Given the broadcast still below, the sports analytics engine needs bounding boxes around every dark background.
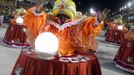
[74,0,131,13]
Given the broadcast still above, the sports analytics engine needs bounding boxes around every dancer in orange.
[41,0,110,56]
[24,0,110,56]
[24,3,47,46]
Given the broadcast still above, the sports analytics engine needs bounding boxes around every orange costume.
[24,5,47,45]
[25,0,104,56]
[24,5,47,38]
[44,0,104,56]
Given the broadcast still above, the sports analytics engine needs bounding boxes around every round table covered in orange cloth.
[11,51,101,75]
[3,24,30,48]
[114,39,134,73]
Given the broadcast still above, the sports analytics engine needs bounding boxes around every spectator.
[0,12,4,27]
[104,19,109,33]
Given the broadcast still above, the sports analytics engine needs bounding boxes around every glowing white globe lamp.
[35,32,59,59]
[16,17,24,25]
[128,2,131,7]
[124,6,127,9]
[118,26,123,30]
[90,8,96,16]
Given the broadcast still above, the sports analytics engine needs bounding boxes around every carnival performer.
[41,0,110,56]
[3,7,30,48]
[24,0,110,56]
[105,19,128,44]
[114,28,134,73]
[0,12,4,27]
[24,2,47,46]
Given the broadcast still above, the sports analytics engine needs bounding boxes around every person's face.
[57,14,69,25]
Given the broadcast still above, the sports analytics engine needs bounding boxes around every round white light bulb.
[90,8,96,16]
[35,32,59,57]
[128,2,131,7]
[118,26,123,30]
[16,17,24,25]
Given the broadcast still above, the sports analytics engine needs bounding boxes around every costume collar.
[49,17,86,30]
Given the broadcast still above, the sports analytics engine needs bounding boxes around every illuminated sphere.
[16,17,24,25]
[35,32,59,56]
[90,8,96,16]
[118,26,123,30]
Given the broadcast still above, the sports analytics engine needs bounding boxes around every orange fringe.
[24,7,47,37]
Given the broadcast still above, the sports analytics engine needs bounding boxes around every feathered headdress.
[51,0,76,20]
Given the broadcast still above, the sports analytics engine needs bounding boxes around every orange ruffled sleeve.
[24,7,47,37]
[73,17,103,52]
[83,17,104,37]
[83,17,97,37]
[92,22,104,36]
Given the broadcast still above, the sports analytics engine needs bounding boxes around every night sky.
[74,0,130,13]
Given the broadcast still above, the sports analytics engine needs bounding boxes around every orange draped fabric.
[92,22,104,36]
[58,28,75,56]
[73,17,103,53]
[24,7,47,37]
[83,17,96,37]
[82,17,104,37]
[11,51,102,75]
